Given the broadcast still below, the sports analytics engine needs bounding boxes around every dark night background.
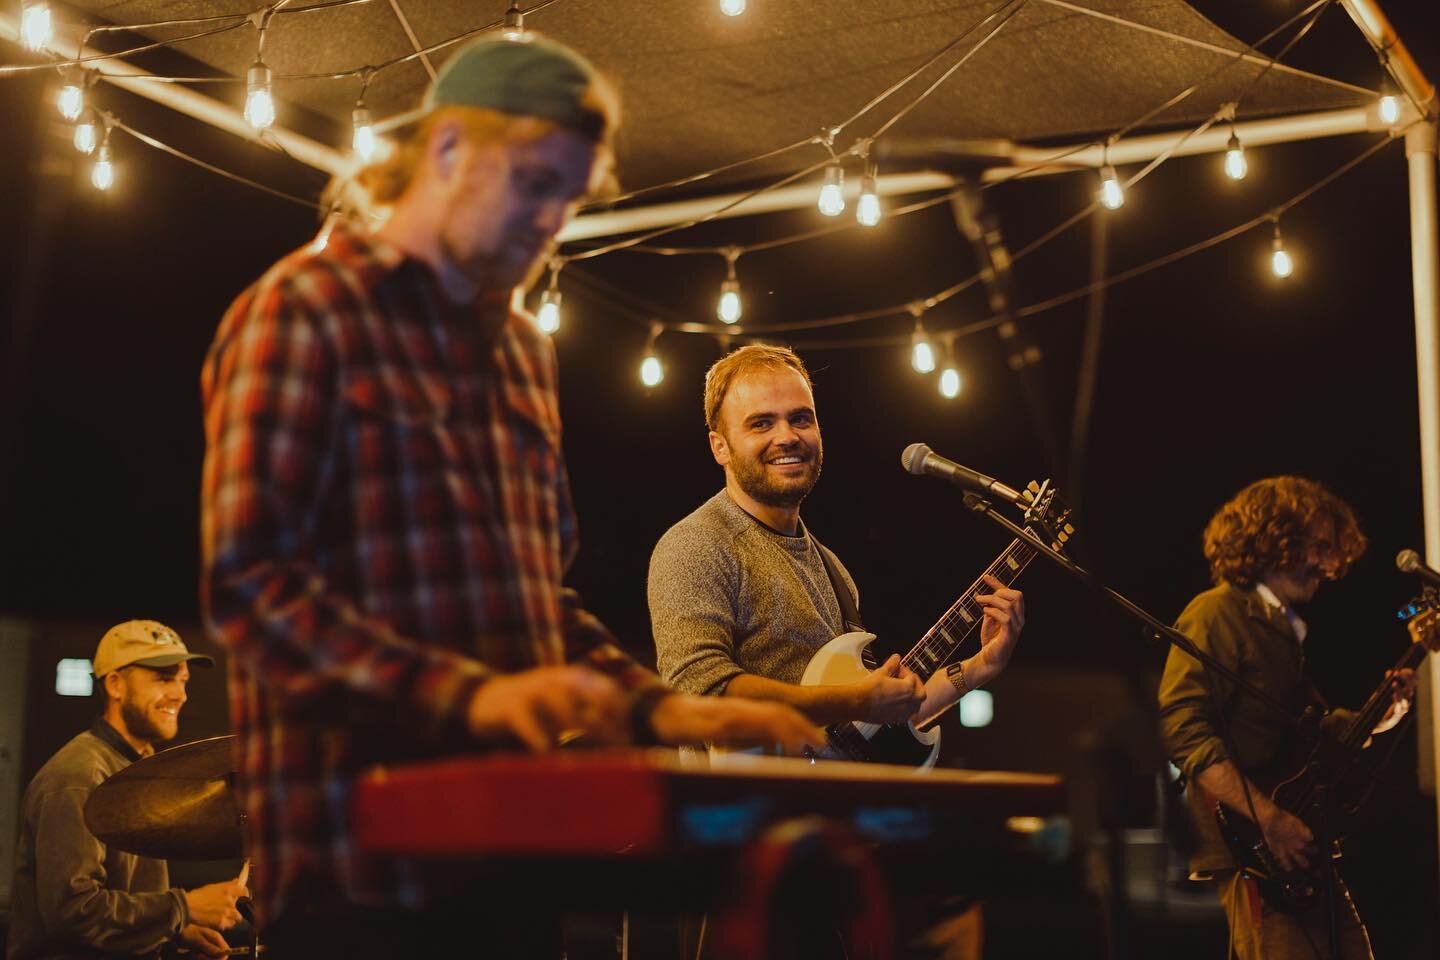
[2,1,1438,956]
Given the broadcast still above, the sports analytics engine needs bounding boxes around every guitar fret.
[901,537,1047,679]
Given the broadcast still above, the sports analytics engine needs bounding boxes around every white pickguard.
[801,631,941,770]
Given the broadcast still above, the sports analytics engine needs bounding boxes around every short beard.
[120,697,171,746]
[731,447,823,509]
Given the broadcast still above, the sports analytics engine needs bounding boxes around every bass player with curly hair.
[1157,475,1413,960]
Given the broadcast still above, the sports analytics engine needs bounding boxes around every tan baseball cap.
[92,620,215,678]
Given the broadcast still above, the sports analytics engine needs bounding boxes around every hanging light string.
[108,115,325,208]
[1,0,565,82]
[609,104,1228,339]
[0,0,379,75]
[865,0,1027,142]
[587,0,1029,212]
[562,0,1343,266]
[732,129,1406,353]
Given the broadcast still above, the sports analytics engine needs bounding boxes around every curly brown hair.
[1202,476,1366,587]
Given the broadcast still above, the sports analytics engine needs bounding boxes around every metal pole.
[1406,121,1440,887]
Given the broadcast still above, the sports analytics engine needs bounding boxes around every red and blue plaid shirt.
[201,222,657,921]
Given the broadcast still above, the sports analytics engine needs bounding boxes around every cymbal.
[85,735,243,861]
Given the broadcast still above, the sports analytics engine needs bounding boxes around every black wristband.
[629,686,674,746]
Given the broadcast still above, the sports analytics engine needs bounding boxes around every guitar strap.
[814,538,865,634]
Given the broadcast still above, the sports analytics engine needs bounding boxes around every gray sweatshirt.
[7,720,188,960]
[648,490,859,694]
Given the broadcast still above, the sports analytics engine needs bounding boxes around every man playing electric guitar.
[648,344,1026,959]
[1157,476,1414,960]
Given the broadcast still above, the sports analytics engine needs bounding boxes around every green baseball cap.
[377,34,608,140]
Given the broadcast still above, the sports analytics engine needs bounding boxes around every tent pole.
[1405,119,1440,880]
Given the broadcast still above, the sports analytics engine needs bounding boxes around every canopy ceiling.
[57,0,1374,193]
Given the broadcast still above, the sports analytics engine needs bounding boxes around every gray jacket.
[6,720,188,960]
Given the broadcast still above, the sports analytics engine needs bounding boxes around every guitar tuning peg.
[1027,481,1040,493]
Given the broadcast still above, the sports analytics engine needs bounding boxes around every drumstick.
[236,858,250,889]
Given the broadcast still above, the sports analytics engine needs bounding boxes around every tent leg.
[1406,119,1440,887]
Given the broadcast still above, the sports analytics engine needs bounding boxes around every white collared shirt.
[1255,581,1308,645]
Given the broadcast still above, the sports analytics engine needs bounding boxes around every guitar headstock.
[1399,590,1440,652]
[1018,480,1075,552]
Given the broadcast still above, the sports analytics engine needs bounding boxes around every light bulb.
[817,163,845,217]
[58,84,83,122]
[939,366,962,399]
[720,0,746,15]
[91,144,114,191]
[1099,165,1124,210]
[717,278,742,324]
[911,334,936,374]
[1224,133,1247,181]
[537,289,561,334]
[857,170,881,227]
[245,61,275,131]
[1379,93,1400,126]
[1271,227,1293,279]
[352,104,376,161]
[502,5,529,41]
[73,118,97,154]
[20,2,52,51]
[1271,246,1293,279]
[640,353,664,387]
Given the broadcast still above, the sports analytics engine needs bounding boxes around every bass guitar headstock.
[1018,480,1075,553]
[1398,589,1440,652]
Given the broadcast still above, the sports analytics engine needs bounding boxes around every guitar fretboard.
[900,538,1037,679]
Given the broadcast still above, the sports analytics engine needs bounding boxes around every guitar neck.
[1339,639,1431,751]
[899,537,1037,679]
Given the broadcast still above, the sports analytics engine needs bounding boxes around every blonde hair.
[323,73,621,220]
[703,344,813,433]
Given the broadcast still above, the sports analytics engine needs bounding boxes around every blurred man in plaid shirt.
[201,33,820,957]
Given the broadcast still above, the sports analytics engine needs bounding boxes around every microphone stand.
[962,493,1352,957]
[960,493,1312,739]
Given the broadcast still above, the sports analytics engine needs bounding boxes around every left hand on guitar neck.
[915,575,1025,719]
[1373,667,1417,735]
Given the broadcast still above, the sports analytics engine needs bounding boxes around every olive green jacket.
[1157,582,1351,874]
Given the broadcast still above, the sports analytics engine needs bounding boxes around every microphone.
[1396,549,1440,586]
[901,443,1022,504]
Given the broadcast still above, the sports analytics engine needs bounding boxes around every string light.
[73,113,97,155]
[1378,81,1400,126]
[91,131,114,191]
[717,249,742,325]
[57,73,84,122]
[817,162,845,217]
[910,311,936,373]
[1224,131,1247,181]
[351,102,376,161]
[720,0,746,15]
[639,324,664,388]
[1098,164,1124,210]
[501,4,529,41]
[536,262,562,334]
[244,60,275,130]
[1270,220,1293,279]
[938,365,962,399]
[20,2,53,52]
[857,158,881,227]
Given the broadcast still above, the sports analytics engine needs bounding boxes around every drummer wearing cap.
[7,621,248,960]
[201,29,821,958]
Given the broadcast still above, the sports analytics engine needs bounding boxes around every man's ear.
[709,430,730,467]
[427,120,465,180]
[103,670,125,703]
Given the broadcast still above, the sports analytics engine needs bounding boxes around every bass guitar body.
[801,631,941,769]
